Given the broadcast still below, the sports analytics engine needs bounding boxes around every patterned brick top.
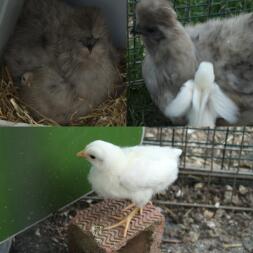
[69,199,164,252]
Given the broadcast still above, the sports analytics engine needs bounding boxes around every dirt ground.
[9,182,253,253]
[159,183,253,253]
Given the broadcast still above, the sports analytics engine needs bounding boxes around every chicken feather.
[136,0,253,125]
[5,0,121,124]
[166,62,239,127]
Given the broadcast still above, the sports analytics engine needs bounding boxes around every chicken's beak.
[76,150,88,158]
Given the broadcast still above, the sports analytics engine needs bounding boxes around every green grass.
[127,0,253,126]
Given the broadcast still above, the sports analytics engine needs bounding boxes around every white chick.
[165,62,239,127]
[77,140,182,237]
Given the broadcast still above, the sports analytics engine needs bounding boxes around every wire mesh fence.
[144,127,253,211]
[127,0,253,126]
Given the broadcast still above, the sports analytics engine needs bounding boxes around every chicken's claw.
[105,207,140,237]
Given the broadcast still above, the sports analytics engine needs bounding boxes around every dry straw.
[0,65,126,126]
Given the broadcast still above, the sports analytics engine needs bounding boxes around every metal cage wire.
[144,127,253,211]
[127,0,253,125]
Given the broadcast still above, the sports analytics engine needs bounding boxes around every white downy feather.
[189,62,239,126]
[189,62,216,127]
[84,140,182,208]
[165,80,194,118]
[210,84,239,124]
[166,61,239,127]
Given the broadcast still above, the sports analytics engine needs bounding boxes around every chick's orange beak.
[76,150,88,158]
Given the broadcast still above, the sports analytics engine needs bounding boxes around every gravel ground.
[159,181,253,253]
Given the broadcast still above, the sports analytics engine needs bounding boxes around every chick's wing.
[119,146,181,192]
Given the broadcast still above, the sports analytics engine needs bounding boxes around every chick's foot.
[105,207,140,237]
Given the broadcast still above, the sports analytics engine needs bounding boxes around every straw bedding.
[0,65,127,126]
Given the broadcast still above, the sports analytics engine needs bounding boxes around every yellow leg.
[122,203,136,212]
[110,215,123,221]
[111,203,143,222]
[106,207,140,237]
[110,203,136,220]
[123,203,146,215]
[139,201,153,215]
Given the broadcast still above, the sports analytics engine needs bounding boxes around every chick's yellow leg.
[106,207,140,237]
[123,203,144,215]
[111,203,141,221]
[110,203,135,221]
[122,203,136,212]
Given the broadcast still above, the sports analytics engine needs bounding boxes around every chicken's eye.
[145,27,164,42]
[146,27,157,34]
[90,155,96,160]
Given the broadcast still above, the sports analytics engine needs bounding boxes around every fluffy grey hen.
[136,0,253,125]
[5,0,67,80]
[5,0,121,124]
[20,66,87,124]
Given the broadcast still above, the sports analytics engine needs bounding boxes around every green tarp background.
[0,127,143,242]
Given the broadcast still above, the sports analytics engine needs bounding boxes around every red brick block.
[68,199,165,253]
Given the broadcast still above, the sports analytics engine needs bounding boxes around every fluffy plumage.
[20,67,89,124]
[136,0,253,125]
[5,0,67,79]
[78,140,182,207]
[4,0,121,124]
[77,140,182,237]
[166,62,239,127]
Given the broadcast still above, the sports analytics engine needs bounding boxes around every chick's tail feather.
[174,148,183,158]
[164,147,183,159]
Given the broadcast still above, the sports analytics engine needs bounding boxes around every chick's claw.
[105,207,140,237]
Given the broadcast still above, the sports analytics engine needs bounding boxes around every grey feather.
[137,0,253,125]
[4,0,121,124]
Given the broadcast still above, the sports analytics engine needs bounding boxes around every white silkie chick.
[165,62,239,127]
[77,140,182,237]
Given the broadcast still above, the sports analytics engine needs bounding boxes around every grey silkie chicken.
[4,0,121,124]
[5,0,68,79]
[20,66,90,124]
[136,0,253,126]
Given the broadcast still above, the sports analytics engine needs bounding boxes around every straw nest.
[0,65,127,126]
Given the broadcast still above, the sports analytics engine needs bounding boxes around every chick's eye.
[90,155,96,160]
